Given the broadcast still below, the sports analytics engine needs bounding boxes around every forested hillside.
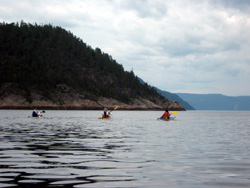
[0,21,185,110]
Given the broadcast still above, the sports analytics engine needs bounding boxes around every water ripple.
[1,110,250,187]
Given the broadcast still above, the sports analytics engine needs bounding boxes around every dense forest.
[0,21,168,106]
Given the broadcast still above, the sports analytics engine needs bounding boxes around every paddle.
[155,111,178,120]
[98,106,119,119]
[38,110,46,117]
[171,111,178,115]
[110,106,119,112]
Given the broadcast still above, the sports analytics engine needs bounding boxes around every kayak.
[28,114,44,118]
[156,117,176,121]
[98,116,111,119]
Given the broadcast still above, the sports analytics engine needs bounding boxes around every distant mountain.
[0,21,185,110]
[137,78,194,110]
[177,93,250,111]
[157,89,195,110]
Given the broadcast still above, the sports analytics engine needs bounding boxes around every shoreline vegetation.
[0,21,185,111]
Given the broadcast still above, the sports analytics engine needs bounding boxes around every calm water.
[0,110,250,188]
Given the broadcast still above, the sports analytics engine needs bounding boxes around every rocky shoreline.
[0,96,185,111]
[0,105,184,111]
[0,99,185,111]
[0,84,186,111]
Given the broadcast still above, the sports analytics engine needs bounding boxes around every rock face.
[0,83,185,111]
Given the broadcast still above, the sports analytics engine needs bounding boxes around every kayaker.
[32,107,39,117]
[102,108,111,118]
[161,109,170,119]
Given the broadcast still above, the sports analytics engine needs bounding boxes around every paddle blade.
[114,106,119,110]
[171,111,178,115]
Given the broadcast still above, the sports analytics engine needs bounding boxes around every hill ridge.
[177,93,250,110]
[0,21,185,110]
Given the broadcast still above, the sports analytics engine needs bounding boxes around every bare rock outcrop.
[0,83,185,111]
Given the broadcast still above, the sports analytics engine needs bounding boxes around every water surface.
[0,110,250,187]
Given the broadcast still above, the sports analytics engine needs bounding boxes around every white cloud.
[1,0,250,96]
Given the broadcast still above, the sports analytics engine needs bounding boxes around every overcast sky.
[1,0,250,96]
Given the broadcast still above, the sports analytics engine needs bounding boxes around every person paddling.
[32,108,45,117]
[161,109,170,119]
[32,107,39,117]
[102,108,111,118]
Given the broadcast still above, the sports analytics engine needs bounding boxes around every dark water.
[0,110,250,188]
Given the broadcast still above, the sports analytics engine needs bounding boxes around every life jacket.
[161,112,170,119]
[32,111,38,117]
[103,111,108,118]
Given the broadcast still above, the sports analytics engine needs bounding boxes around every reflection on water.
[0,110,250,187]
